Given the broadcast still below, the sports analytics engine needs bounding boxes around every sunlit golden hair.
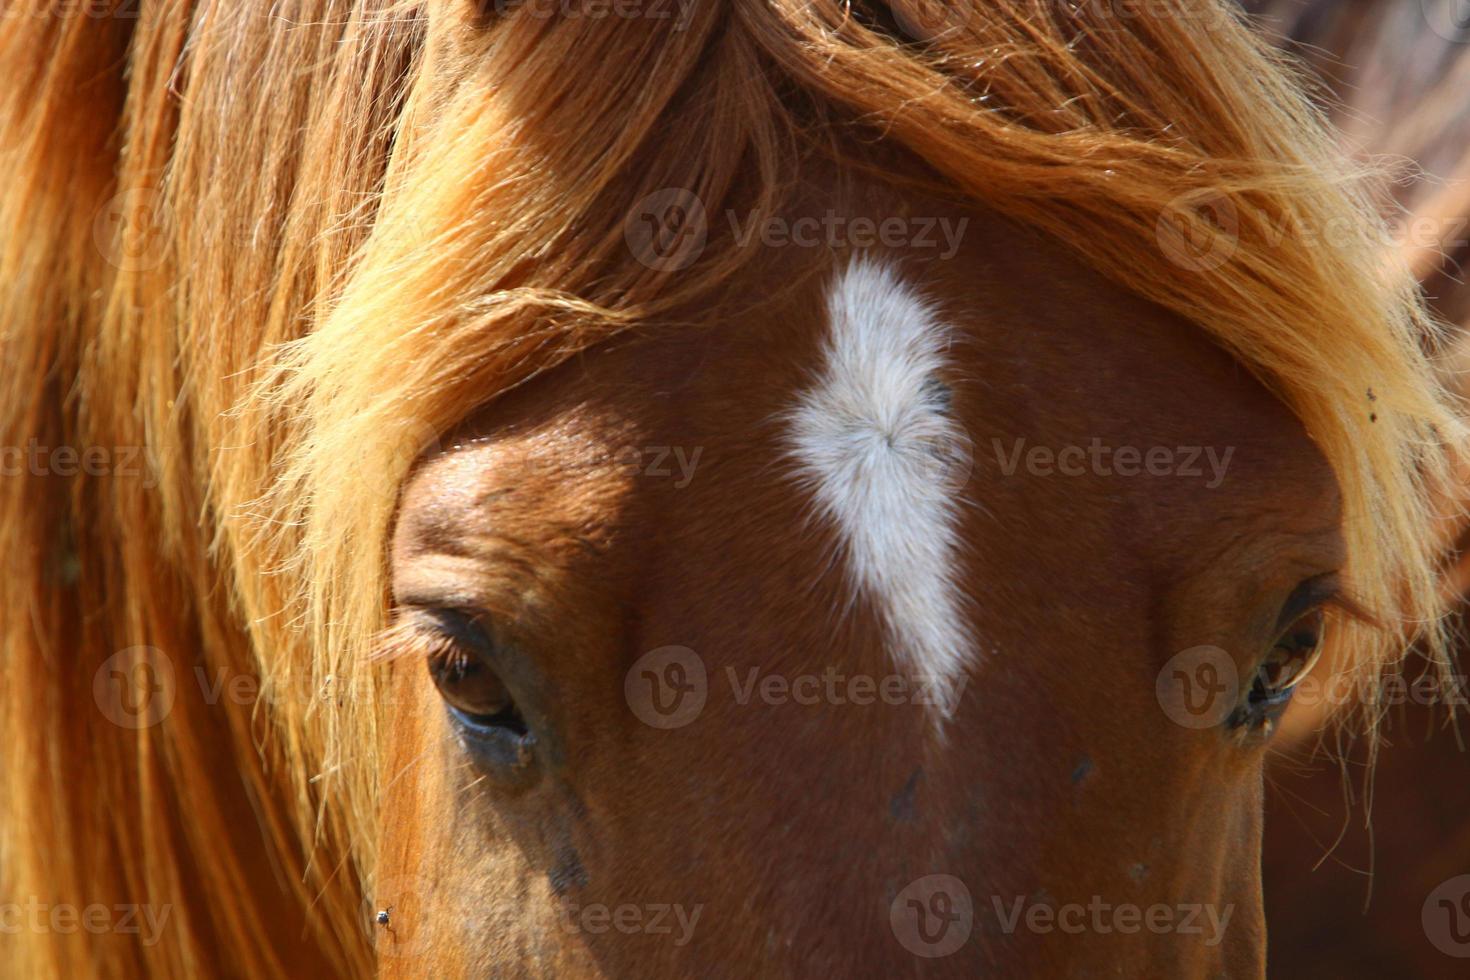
[1,0,1461,975]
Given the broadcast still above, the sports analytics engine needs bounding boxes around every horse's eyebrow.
[394,586,487,612]
[390,550,501,612]
[1276,574,1341,630]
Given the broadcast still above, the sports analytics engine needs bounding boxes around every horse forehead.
[394,244,1337,635]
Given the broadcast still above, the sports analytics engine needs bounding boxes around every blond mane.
[1,1,1460,975]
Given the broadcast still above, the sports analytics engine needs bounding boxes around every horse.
[0,1,1461,976]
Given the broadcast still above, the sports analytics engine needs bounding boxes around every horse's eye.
[422,611,535,769]
[428,647,516,725]
[1230,607,1324,733]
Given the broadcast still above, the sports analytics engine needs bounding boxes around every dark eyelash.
[372,609,492,666]
[422,607,497,655]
